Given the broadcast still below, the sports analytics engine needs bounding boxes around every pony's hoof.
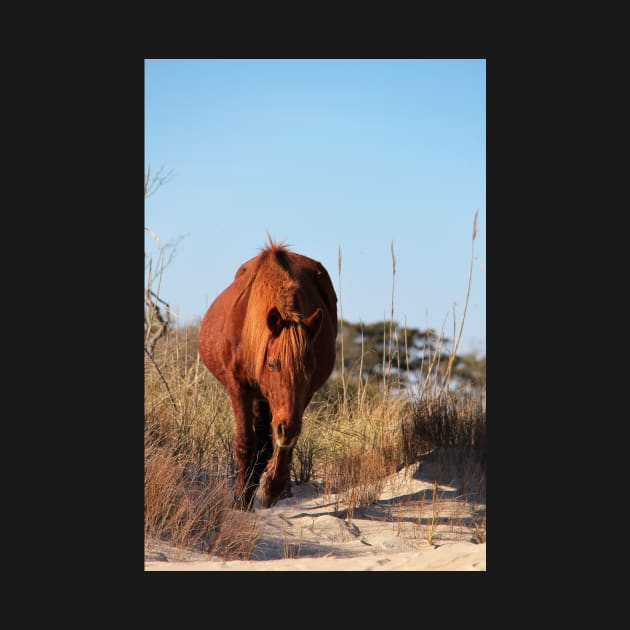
[257,487,279,508]
[259,494,278,508]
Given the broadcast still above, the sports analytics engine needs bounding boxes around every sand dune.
[145,453,486,571]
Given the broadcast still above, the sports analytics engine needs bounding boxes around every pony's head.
[240,243,327,452]
[258,305,323,449]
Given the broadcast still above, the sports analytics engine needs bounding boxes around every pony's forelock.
[241,244,310,383]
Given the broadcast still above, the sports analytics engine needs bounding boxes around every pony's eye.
[268,361,279,371]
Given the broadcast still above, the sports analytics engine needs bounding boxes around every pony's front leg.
[258,446,293,508]
[229,387,258,510]
[252,398,273,482]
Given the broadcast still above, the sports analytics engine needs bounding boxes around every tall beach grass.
[144,210,485,556]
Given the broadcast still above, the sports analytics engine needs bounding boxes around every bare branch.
[146,289,171,309]
[145,290,169,357]
[144,347,178,412]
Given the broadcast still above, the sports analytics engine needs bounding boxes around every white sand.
[145,452,486,571]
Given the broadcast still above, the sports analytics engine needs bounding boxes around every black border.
[48,54,546,603]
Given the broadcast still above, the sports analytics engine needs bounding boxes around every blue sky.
[145,59,485,355]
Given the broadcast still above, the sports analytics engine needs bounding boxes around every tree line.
[334,320,485,392]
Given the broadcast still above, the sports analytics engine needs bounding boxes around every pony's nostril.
[277,423,285,438]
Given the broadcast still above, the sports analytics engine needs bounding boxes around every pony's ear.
[303,307,323,340]
[266,307,284,337]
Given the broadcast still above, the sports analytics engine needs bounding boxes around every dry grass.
[301,386,410,518]
[144,322,489,557]
[144,329,261,559]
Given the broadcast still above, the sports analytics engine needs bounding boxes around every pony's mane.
[241,241,310,384]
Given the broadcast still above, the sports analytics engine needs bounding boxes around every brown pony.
[198,239,337,509]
